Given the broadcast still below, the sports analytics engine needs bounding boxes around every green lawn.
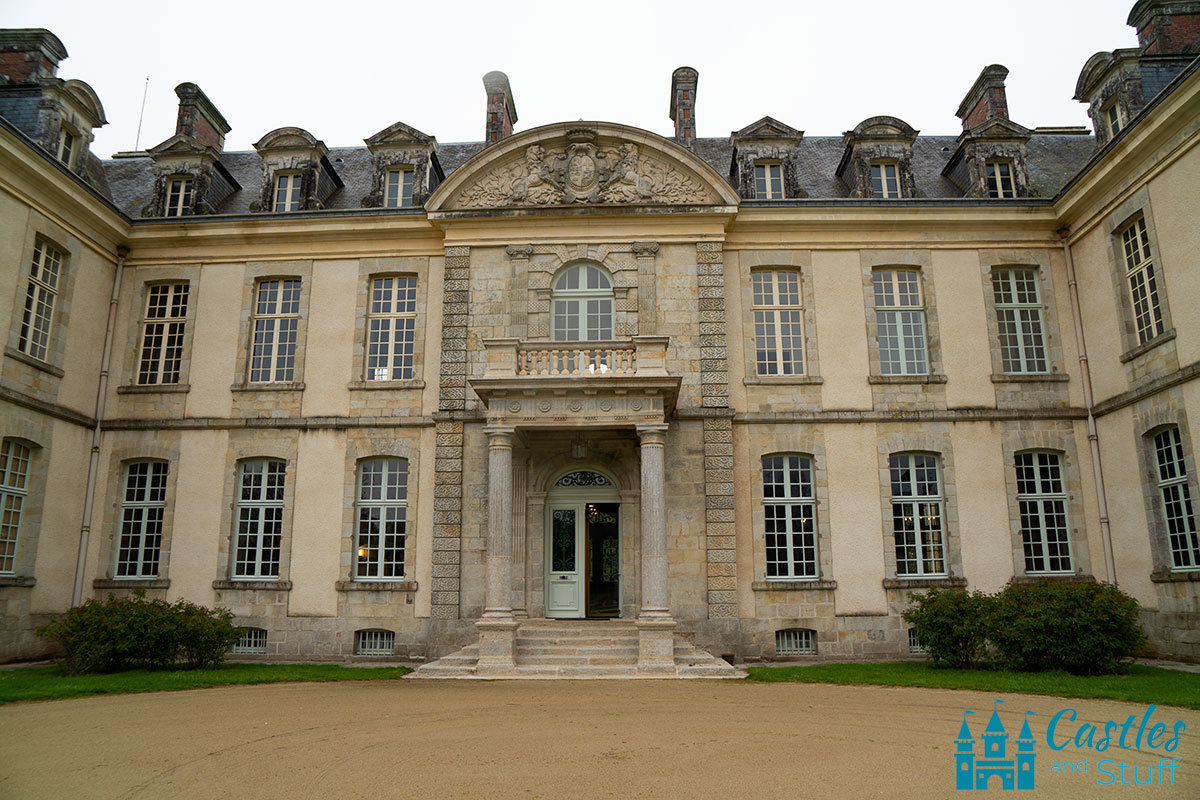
[0,663,412,705]
[745,661,1199,709]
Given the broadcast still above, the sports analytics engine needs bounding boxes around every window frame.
[1119,216,1166,347]
[273,172,302,212]
[114,460,169,579]
[870,160,901,199]
[365,276,418,382]
[248,278,302,384]
[232,458,287,580]
[1014,451,1073,575]
[56,127,76,168]
[550,263,615,342]
[354,457,410,581]
[872,268,928,376]
[0,440,32,575]
[753,161,784,200]
[991,268,1048,375]
[17,238,65,364]
[889,452,947,578]
[761,454,817,580]
[164,176,194,217]
[1151,426,1200,572]
[985,160,1016,199]
[384,167,415,208]
[751,270,805,377]
[136,282,190,386]
[1102,99,1123,140]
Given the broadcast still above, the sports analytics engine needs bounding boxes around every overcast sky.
[6,0,1139,155]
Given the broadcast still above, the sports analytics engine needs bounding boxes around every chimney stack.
[1128,0,1200,55]
[956,64,1010,130]
[483,71,517,145]
[174,82,230,151]
[669,66,698,146]
[0,29,66,85]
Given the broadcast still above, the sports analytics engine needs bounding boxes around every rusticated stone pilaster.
[697,241,737,619]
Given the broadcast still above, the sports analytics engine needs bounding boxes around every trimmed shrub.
[37,592,243,675]
[902,588,992,669]
[988,581,1146,675]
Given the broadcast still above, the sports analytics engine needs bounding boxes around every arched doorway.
[545,468,621,618]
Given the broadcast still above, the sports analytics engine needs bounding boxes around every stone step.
[515,637,638,648]
[516,645,639,657]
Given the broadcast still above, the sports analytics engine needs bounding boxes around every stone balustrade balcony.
[481,336,670,379]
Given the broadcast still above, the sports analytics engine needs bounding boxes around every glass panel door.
[547,506,582,617]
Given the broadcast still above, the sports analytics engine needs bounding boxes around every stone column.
[635,422,676,674]
[511,460,528,617]
[476,425,518,674]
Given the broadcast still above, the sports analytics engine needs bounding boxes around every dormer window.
[385,167,414,208]
[986,161,1016,198]
[273,173,302,212]
[165,177,194,217]
[1104,100,1123,139]
[870,161,900,199]
[754,162,783,199]
[56,128,75,167]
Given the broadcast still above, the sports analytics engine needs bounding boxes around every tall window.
[873,269,927,375]
[273,173,302,212]
[986,161,1016,198]
[1121,217,1165,345]
[366,276,417,381]
[385,168,414,208]
[116,461,168,578]
[1104,101,1122,139]
[56,128,75,166]
[890,453,945,577]
[551,264,613,341]
[355,458,409,579]
[17,239,64,362]
[752,271,804,376]
[762,454,816,579]
[1153,427,1200,570]
[992,269,1047,374]
[0,441,31,574]
[754,162,783,199]
[165,177,193,217]
[870,161,900,198]
[249,279,300,383]
[137,283,189,385]
[1015,452,1071,574]
[234,459,286,579]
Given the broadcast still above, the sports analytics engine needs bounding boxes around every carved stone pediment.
[427,122,738,212]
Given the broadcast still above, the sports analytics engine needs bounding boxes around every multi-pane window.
[870,161,900,198]
[992,269,1047,374]
[355,629,395,656]
[754,162,783,199]
[1015,452,1072,574]
[908,628,926,654]
[752,271,804,376]
[273,172,302,212]
[0,441,31,574]
[551,264,613,341]
[385,168,414,208]
[249,279,301,383]
[234,459,286,579]
[56,129,74,166]
[762,454,816,579]
[890,453,946,577]
[986,161,1016,198]
[1121,217,1165,345]
[366,277,417,381]
[775,629,816,656]
[1153,427,1200,570]
[873,269,928,376]
[116,461,168,578]
[1105,102,1122,139]
[137,283,189,385]
[165,177,193,217]
[355,458,409,580]
[17,239,64,362]
[232,628,268,653]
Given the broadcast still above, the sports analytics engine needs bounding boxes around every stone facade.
[2,4,1199,665]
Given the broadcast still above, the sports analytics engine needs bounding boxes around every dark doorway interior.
[585,502,620,617]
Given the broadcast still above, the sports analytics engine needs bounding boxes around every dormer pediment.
[963,117,1032,141]
[253,127,325,155]
[365,120,437,150]
[62,79,106,126]
[1074,48,1140,100]
[147,133,217,159]
[848,115,918,142]
[731,116,803,143]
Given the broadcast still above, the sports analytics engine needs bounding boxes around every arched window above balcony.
[551,263,613,341]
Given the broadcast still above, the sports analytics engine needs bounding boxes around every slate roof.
[98,130,1097,218]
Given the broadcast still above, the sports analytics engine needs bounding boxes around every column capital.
[635,422,669,447]
[483,425,517,449]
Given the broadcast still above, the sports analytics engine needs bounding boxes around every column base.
[475,618,519,676]
[635,617,677,675]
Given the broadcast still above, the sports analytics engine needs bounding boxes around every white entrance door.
[547,504,584,618]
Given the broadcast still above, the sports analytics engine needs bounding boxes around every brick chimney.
[174,82,230,151]
[669,66,698,146]
[956,64,1010,130]
[0,29,66,85]
[1128,0,1200,55]
[483,71,517,145]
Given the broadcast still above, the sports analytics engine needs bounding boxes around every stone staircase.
[408,618,744,679]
